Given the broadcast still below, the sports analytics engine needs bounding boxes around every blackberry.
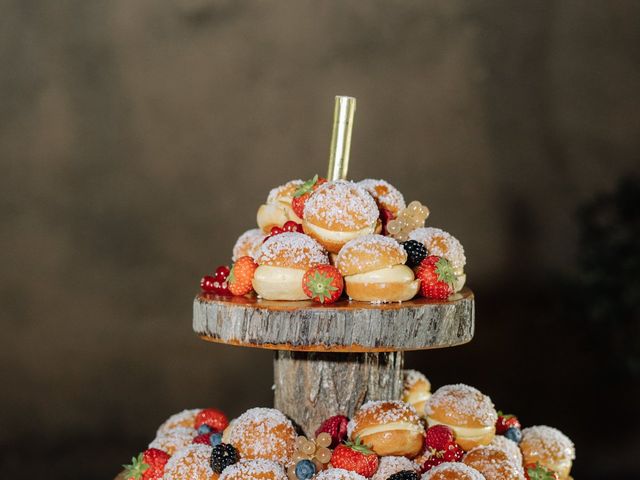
[387,471,419,480]
[401,240,428,267]
[210,443,239,473]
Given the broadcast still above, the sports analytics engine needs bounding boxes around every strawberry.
[302,265,344,304]
[496,411,521,435]
[227,256,258,296]
[425,425,455,452]
[330,438,379,478]
[124,448,170,480]
[291,174,327,219]
[416,256,455,299]
[525,463,559,480]
[315,415,349,448]
[194,408,229,432]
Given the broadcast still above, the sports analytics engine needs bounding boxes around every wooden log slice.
[193,287,474,352]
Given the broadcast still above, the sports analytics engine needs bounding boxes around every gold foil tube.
[327,96,356,181]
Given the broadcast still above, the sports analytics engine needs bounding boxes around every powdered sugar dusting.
[304,180,379,230]
[156,409,200,436]
[149,427,197,455]
[257,232,329,269]
[408,227,466,269]
[358,179,406,214]
[314,468,367,479]
[162,444,214,480]
[228,407,295,464]
[219,459,286,479]
[336,234,406,274]
[521,425,575,461]
[463,446,524,479]
[348,400,423,437]
[425,384,497,426]
[490,436,524,476]
[371,456,417,480]
[233,228,266,261]
[266,179,303,204]
[403,370,430,392]
[423,462,485,479]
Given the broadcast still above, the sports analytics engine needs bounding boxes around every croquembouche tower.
[118,97,576,480]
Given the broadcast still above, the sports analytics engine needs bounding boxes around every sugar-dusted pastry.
[303,180,379,253]
[462,446,524,480]
[425,384,497,451]
[162,444,217,480]
[408,227,466,292]
[402,370,432,418]
[232,228,266,261]
[490,436,524,477]
[149,427,197,455]
[336,234,419,302]
[371,456,418,480]
[156,409,201,437]
[520,426,575,480]
[314,469,367,480]
[357,179,406,216]
[348,400,424,458]
[227,407,296,464]
[219,459,286,480]
[422,462,486,479]
[253,232,329,300]
[257,179,304,232]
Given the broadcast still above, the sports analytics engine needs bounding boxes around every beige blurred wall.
[1,0,639,451]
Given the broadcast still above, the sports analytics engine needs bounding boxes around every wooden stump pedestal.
[193,287,475,435]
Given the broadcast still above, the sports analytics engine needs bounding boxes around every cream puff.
[357,179,406,217]
[219,459,286,480]
[348,400,425,458]
[253,232,329,300]
[371,456,418,480]
[314,469,367,480]
[422,462,486,480]
[148,427,197,455]
[425,384,497,451]
[227,407,296,464]
[156,409,201,437]
[336,234,420,302]
[490,436,524,477]
[303,180,379,253]
[462,446,524,480]
[520,426,575,480]
[232,228,266,261]
[162,444,217,479]
[257,179,304,232]
[402,370,432,418]
[408,227,466,292]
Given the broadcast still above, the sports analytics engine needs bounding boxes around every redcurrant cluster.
[200,265,232,295]
[263,221,304,243]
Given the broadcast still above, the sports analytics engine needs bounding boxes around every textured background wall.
[2,1,639,478]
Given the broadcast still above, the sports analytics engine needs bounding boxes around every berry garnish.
[210,443,239,474]
[315,415,349,448]
[192,433,212,445]
[387,471,419,480]
[425,424,456,452]
[442,442,464,462]
[283,220,304,233]
[416,255,455,299]
[295,459,317,479]
[214,265,230,281]
[401,240,428,268]
[197,424,213,435]
[302,265,344,304]
[496,411,522,435]
[227,256,258,296]
[330,438,379,478]
[209,432,222,447]
[292,174,327,219]
[123,448,170,480]
[379,207,395,236]
[420,455,445,473]
[200,275,217,293]
[524,462,559,480]
[194,408,229,432]
[504,426,523,444]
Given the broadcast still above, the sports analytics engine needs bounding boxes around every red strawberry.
[194,408,229,432]
[425,425,456,452]
[330,438,379,478]
[524,463,559,480]
[124,448,170,480]
[315,415,349,448]
[302,265,344,304]
[227,256,258,296]
[291,175,327,219]
[416,256,455,299]
[496,411,521,435]
[442,442,464,462]
[420,454,445,473]
[192,433,212,445]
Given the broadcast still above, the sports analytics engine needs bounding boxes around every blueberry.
[295,459,316,479]
[198,424,213,435]
[504,426,522,443]
[209,432,223,447]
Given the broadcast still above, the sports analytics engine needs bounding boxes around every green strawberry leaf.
[435,257,456,287]
[123,453,149,480]
[306,270,338,303]
[526,462,557,480]
[497,410,515,419]
[345,437,375,455]
[294,174,319,198]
